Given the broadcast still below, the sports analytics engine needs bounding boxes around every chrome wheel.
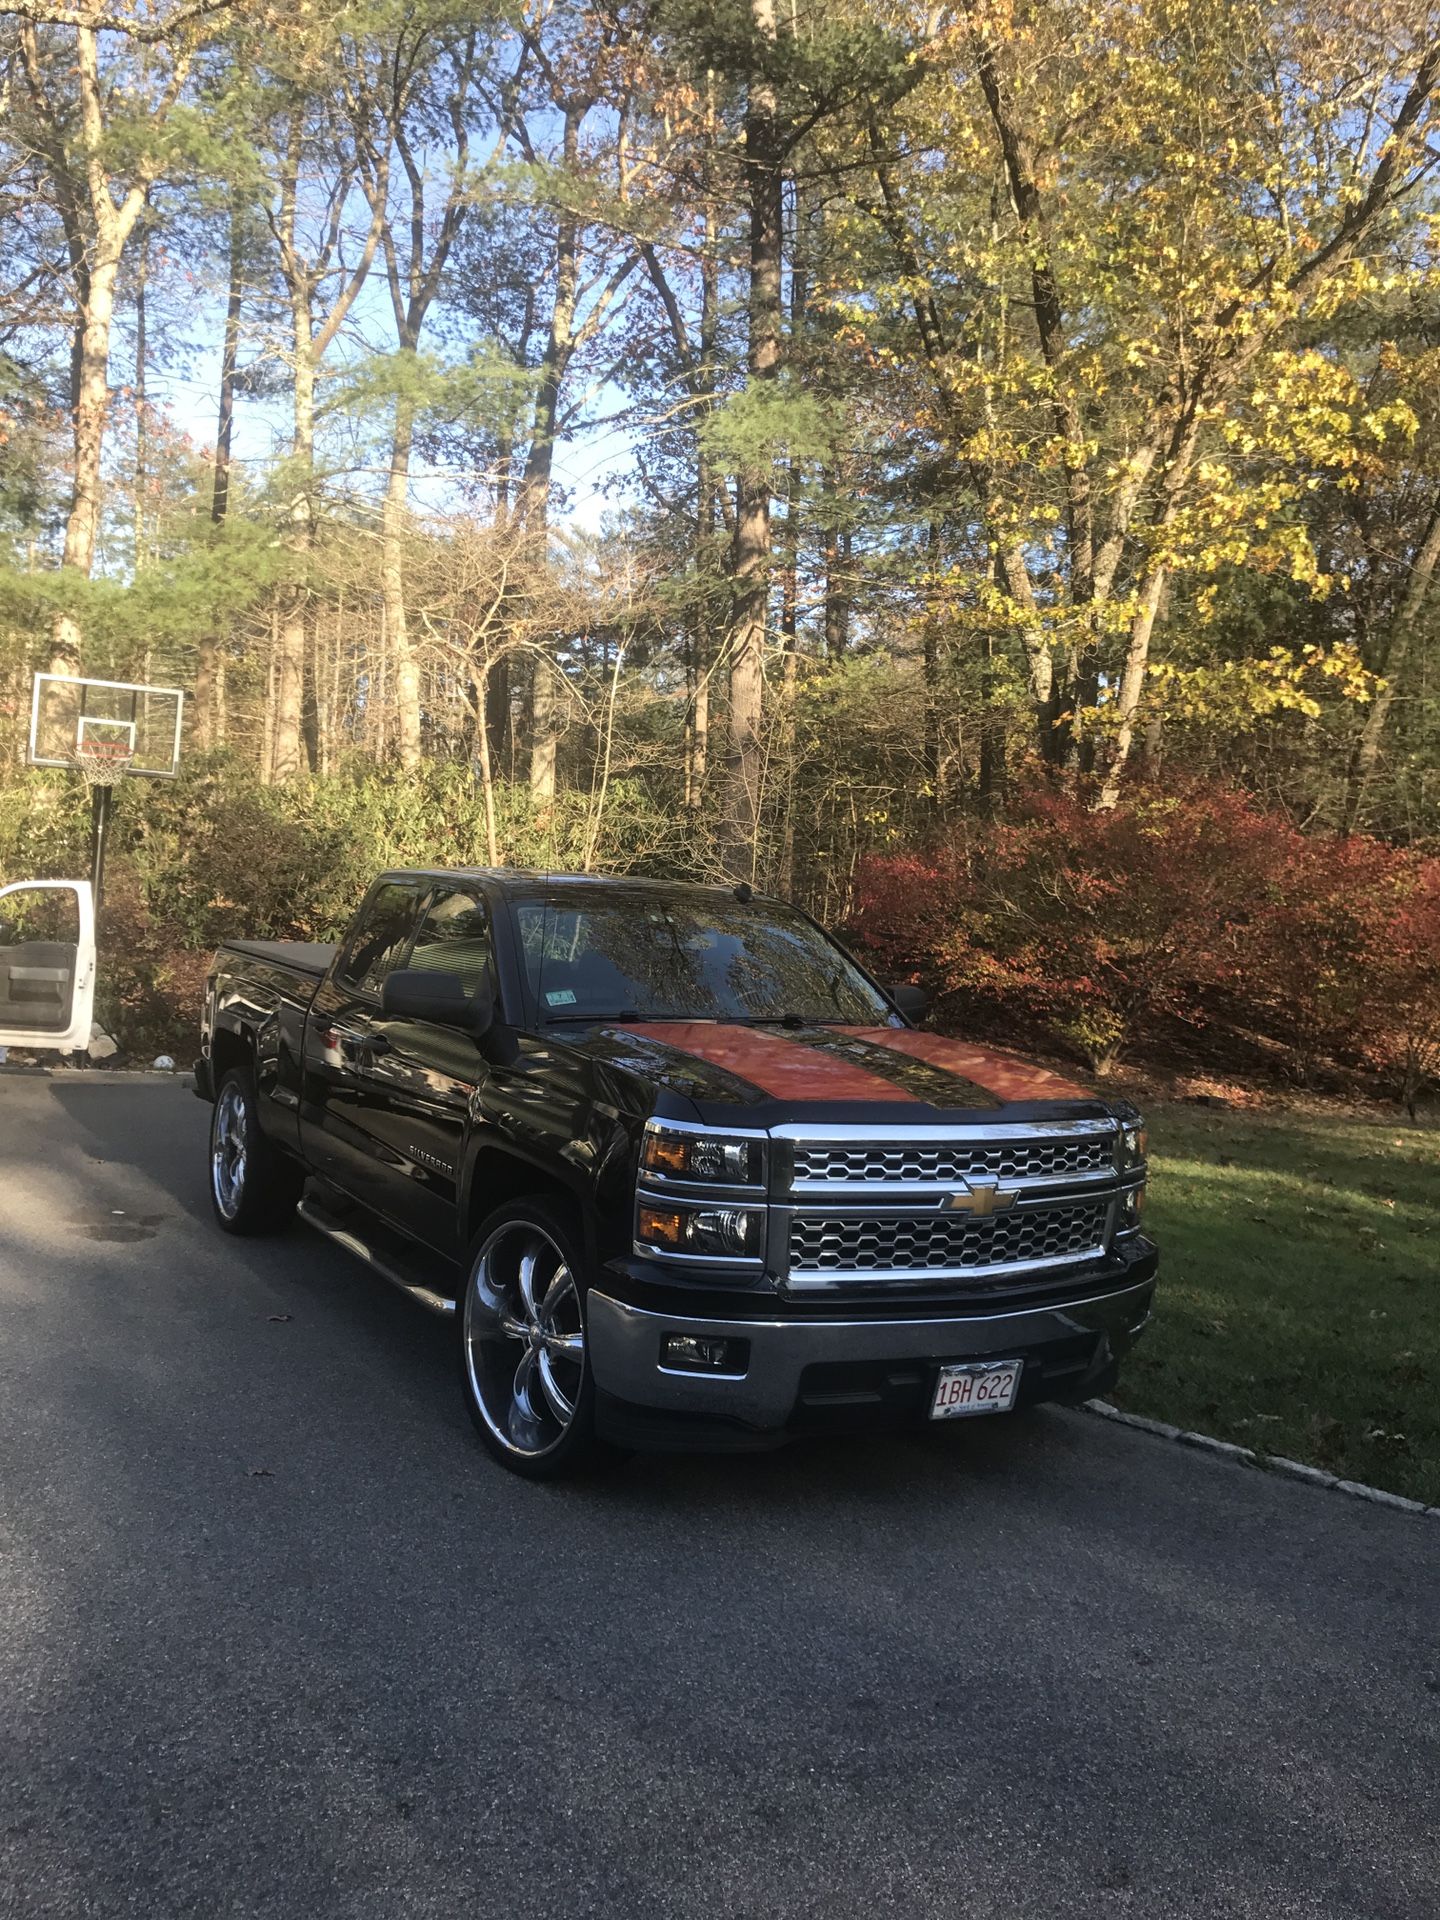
[211,1081,248,1221]
[463,1219,586,1459]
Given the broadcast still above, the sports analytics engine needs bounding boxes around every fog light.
[1122,1186,1146,1224]
[661,1334,748,1373]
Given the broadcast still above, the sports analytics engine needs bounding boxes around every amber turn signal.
[642,1133,691,1175]
[637,1205,685,1247]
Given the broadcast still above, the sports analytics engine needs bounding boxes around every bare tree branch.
[0,0,230,43]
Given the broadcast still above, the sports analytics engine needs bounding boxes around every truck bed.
[220,939,337,977]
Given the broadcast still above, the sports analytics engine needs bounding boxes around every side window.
[335,883,425,997]
[0,886,80,949]
[408,889,495,1004]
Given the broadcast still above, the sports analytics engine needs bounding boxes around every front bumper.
[586,1267,1155,1448]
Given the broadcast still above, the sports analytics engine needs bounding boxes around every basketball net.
[71,740,136,789]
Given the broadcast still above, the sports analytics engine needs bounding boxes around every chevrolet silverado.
[196,870,1156,1478]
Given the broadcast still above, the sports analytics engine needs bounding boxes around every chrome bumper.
[586,1276,1155,1433]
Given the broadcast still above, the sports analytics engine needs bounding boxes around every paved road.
[1,1077,1437,1919]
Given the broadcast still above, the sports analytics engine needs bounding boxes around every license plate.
[930,1359,1023,1420]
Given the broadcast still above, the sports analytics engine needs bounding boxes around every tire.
[208,1066,303,1236]
[459,1196,609,1481]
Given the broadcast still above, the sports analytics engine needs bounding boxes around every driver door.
[0,880,96,1055]
[346,885,498,1256]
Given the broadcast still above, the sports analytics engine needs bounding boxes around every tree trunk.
[823,510,851,660]
[262,609,278,784]
[382,396,423,769]
[272,343,313,785]
[196,198,245,753]
[473,655,500,864]
[725,0,784,877]
[692,673,710,804]
[974,553,1004,813]
[1345,490,1440,827]
[1096,562,1168,809]
[38,23,157,676]
[922,519,942,800]
[484,657,511,772]
[51,251,121,673]
[133,194,151,572]
[268,104,386,782]
[528,648,560,804]
[686,103,719,814]
[302,618,321,773]
[977,632,1006,815]
[519,110,585,804]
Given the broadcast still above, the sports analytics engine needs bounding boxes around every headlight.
[1117,1123,1149,1170]
[637,1203,764,1259]
[641,1120,763,1186]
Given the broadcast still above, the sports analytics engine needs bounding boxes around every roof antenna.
[733,881,754,905]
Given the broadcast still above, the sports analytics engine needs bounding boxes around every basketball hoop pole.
[70,742,134,911]
[88,784,113,910]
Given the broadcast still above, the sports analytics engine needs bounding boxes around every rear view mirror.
[890,982,930,1022]
[382,967,494,1036]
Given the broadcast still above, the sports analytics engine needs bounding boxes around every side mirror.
[890,982,930,1023]
[382,967,494,1037]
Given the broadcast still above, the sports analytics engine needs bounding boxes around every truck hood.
[572,1021,1101,1117]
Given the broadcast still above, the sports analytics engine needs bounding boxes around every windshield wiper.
[544,1010,644,1023]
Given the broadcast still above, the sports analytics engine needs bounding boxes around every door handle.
[326,1026,390,1060]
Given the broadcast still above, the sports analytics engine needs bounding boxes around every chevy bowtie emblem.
[945,1177,1017,1217]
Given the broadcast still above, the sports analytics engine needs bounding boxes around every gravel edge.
[1086,1400,1440,1520]
[0,1067,192,1082]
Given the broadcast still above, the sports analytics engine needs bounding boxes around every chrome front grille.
[791,1135,1114,1187]
[786,1198,1110,1283]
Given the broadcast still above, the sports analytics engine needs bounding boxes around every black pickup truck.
[197,869,1156,1478]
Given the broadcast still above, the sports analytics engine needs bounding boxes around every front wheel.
[209,1067,303,1235]
[460,1199,607,1480]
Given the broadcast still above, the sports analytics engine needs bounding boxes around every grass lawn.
[1113,1101,1440,1507]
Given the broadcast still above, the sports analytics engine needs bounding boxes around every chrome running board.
[297,1195,456,1318]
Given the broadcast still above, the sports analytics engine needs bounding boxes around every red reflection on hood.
[853,1029,1091,1104]
[621,1023,923,1104]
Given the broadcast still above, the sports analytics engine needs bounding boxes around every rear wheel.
[209,1066,303,1235]
[460,1198,606,1480]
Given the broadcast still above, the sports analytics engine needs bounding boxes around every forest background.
[1,0,1439,1096]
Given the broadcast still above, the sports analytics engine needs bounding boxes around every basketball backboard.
[28,674,185,778]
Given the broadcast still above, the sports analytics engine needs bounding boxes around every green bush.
[0,773,90,886]
[2,755,690,1055]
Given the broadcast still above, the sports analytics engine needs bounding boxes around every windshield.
[514,891,894,1026]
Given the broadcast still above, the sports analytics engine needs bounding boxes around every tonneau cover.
[221,939,337,977]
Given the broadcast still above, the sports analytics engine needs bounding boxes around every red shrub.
[845,851,949,983]
[1357,859,1440,1112]
[849,786,1440,1092]
[1240,833,1400,1082]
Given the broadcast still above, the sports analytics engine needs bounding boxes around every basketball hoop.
[27,670,186,911]
[71,740,136,789]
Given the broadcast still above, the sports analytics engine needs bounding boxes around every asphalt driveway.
[0,1076,1436,1918]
